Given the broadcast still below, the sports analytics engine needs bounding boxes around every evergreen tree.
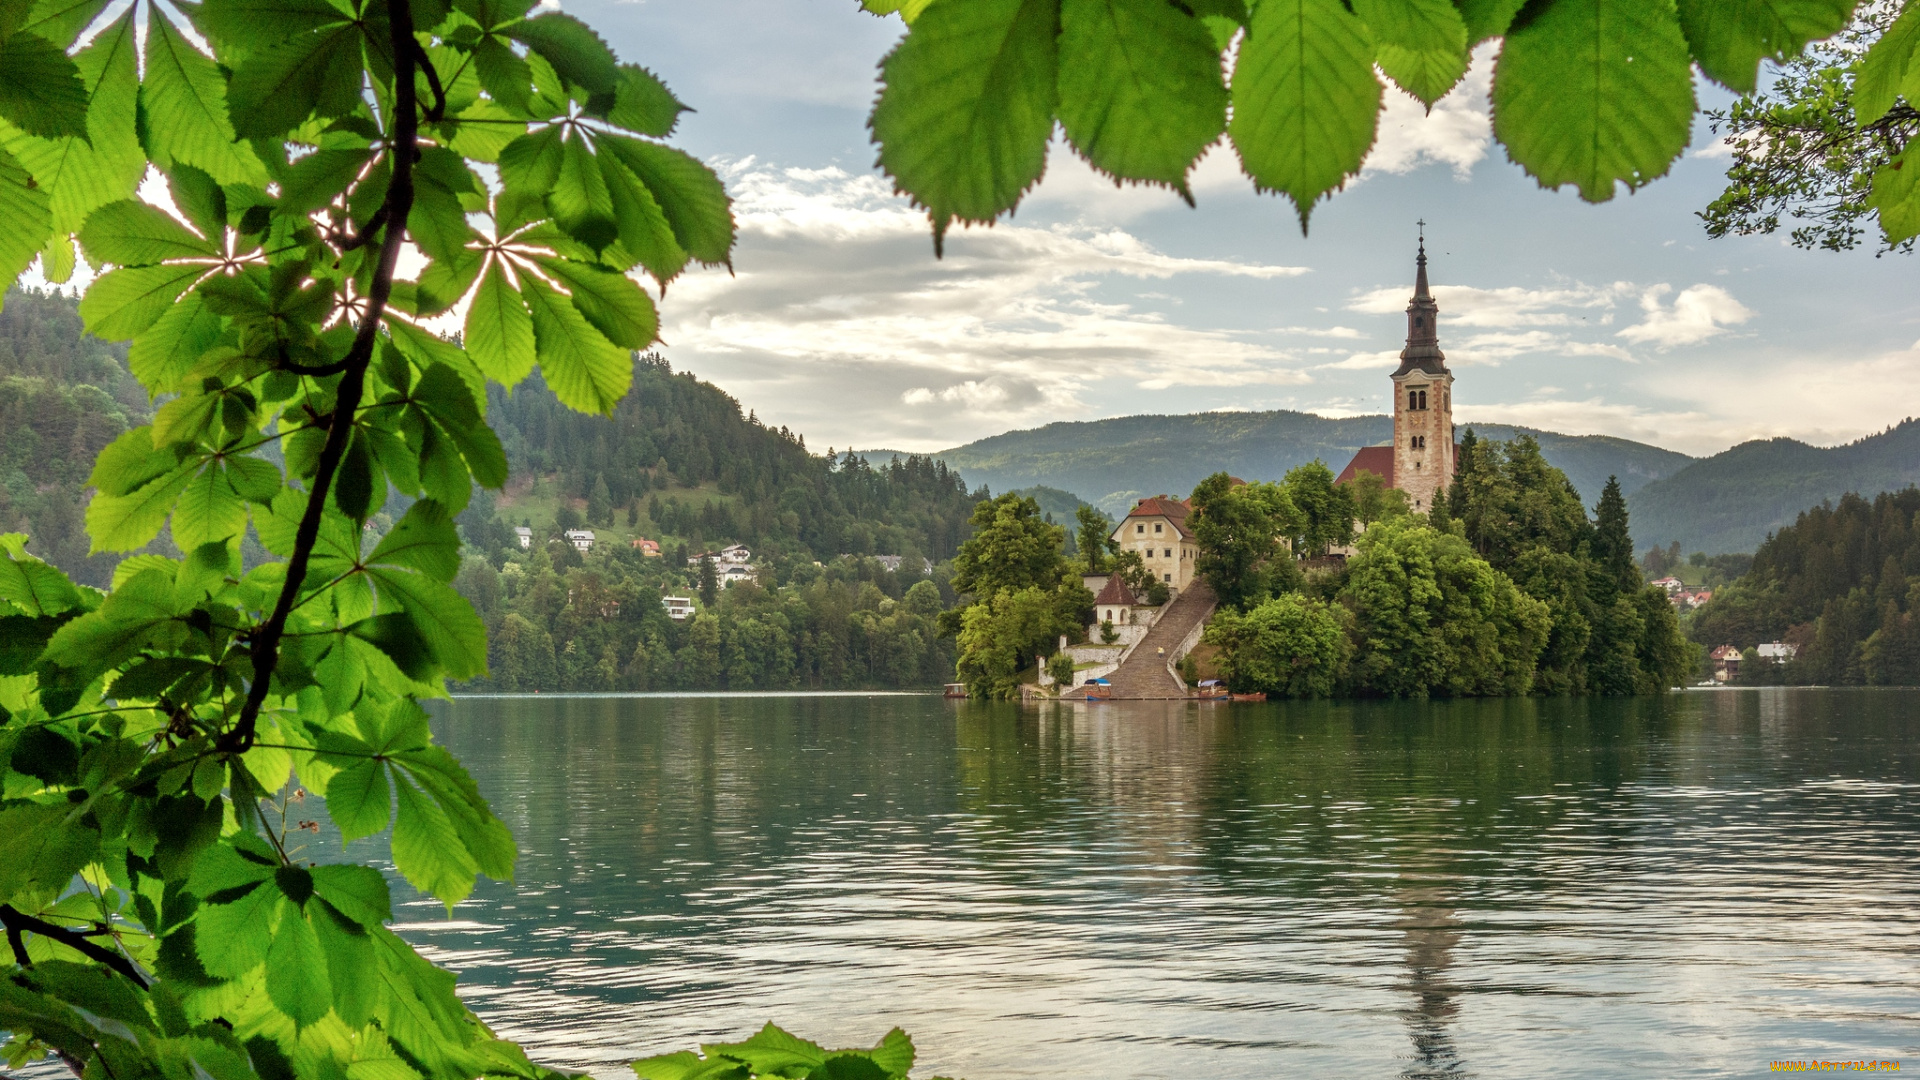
[1592,477,1639,592]
[699,556,719,607]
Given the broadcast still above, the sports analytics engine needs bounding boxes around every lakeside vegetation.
[1690,487,1920,685]
[1198,435,1693,699]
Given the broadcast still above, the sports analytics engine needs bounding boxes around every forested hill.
[1626,421,1920,555]
[479,354,985,563]
[1688,487,1920,686]
[923,411,1693,516]
[0,289,149,585]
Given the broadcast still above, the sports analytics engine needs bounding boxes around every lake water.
[381,690,1920,1079]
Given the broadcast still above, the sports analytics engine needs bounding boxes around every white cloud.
[1617,284,1754,348]
[663,162,1320,449]
[1363,47,1497,180]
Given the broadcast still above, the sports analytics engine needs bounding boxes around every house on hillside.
[1651,576,1685,596]
[1710,645,1741,682]
[689,543,751,568]
[1112,495,1198,591]
[565,529,595,552]
[631,538,661,556]
[1757,642,1797,664]
[873,554,933,575]
[514,526,533,550]
[662,596,696,621]
[1334,233,1458,514]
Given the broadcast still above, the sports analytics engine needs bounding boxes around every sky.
[566,0,1920,460]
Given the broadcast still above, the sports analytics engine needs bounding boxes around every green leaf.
[0,31,89,139]
[194,879,277,977]
[1353,0,1469,105]
[88,426,178,498]
[597,134,734,265]
[167,164,228,240]
[325,759,394,840]
[86,461,196,553]
[869,0,1058,251]
[1675,0,1854,94]
[0,148,52,285]
[41,567,179,672]
[413,362,507,489]
[265,904,333,1027]
[7,8,145,238]
[171,459,251,549]
[550,133,617,250]
[1228,0,1382,228]
[1855,0,1920,126]
[79,199,220,264]
[0,803,98,907]
[507,12,619,97]
[226,24,365,138]
[194,0,355,61]
[1055,0,1227,194]
[607,64,686,136]
[279,146,374,215]
[391,743,515,879]
[600,151,688,286]
[20,0,115,47]
[310,899,378,1027]
[127,293,225,392]
[409,178,476,262]
[497,123,564,197]
[0,537,85,615]
[366,567,489,678]
[143,8,266,184]
[390,772,480,907]
[1491,0,1696,202]
[629,1050,747,1080]
[472,33,532,113]
[1868,140,1920,245]
[311,863,392,925]
[539,257,657,348]
[521,274,632,414]
[1457,0,1525,43]
[463,260,535,386]
[369,499,461,582]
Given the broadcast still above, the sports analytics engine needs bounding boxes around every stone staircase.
[1060,581,1217,700]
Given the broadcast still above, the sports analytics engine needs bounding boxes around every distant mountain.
[1627,420,1920,556]
[925,411,1695,518]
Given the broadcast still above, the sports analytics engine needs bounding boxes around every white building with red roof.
[1111,494,1199,592]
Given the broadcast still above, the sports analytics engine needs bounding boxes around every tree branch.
[0,905,150,989]
[222,0,423,755]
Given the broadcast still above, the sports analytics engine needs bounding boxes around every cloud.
[663,162,1320,449]
[1363,47,1497,180]
[1348,280,1633,328]
[1617,284,1754,348]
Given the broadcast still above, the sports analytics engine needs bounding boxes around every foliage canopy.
[0,0,935,1073]
[861,0,1871,244]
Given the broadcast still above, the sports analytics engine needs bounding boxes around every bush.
[1205,593,1351,698]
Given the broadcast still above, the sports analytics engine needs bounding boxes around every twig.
[0,904,150,989]
[222,0,423,755]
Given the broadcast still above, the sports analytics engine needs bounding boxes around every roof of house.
[1120,495,1193,539]
[1335,445,1395,487]
[1093,576,1138,606]
[1710,645,1743,659]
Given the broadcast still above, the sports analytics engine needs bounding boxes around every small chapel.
[1335,232,1456,512]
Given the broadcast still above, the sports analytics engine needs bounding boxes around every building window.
[1136,524,1144,534]
[1154,523,1163,534]
[1163,548,1172,558]
[1163,573,1171,582]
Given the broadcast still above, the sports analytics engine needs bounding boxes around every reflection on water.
[364,691,1920,1078]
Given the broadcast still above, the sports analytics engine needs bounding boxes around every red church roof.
[1335,446,1395,487]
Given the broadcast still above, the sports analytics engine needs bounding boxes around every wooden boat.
[1230,692,1269,702]
[943,682,968,698]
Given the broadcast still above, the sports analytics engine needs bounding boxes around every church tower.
[1391,231,1454,512]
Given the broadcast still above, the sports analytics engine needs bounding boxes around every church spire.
[1396,223,1447,375]
[1414,220,1430,300]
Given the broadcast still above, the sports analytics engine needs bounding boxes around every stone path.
[1060,581,1217,700]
